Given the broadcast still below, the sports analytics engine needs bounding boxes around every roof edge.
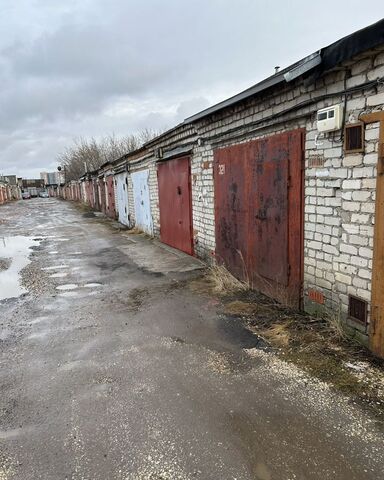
[184,18,384,124]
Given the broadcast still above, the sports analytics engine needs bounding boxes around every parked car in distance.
[22,191,31,199]
[39,191,49,198]
[28,187,38,197]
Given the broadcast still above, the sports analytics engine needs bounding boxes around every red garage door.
[158,156,194,255]
[99,181,106,214]
[214,130,304,308]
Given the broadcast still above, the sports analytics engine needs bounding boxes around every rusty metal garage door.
[158,156,194,255]
[214,130,304,308]
[106,175,116,219]
[99,180,106,214]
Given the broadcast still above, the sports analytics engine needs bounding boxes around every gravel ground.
[0,198,383,480]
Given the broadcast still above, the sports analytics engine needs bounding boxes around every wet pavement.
[0,198,383,480]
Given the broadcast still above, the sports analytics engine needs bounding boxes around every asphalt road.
[0,198,383,480]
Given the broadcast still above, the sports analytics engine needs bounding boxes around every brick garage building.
[70,19,384,356]
[139,19,384,354]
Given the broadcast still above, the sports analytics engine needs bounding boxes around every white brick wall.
[188,45,383,327]
[122,45,384,333]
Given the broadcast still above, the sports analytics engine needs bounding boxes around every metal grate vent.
[348,295,368,324]
[344,123,364,154]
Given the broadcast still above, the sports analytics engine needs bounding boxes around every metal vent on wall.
[344,123,364,154]
[348,295,368,325]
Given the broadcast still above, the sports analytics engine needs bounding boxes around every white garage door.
[131,169,152,235]
[115,172,130,227]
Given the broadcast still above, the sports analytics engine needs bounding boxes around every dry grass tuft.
[126,227,143,235]
[223,300,257,316]
[263,322,292,348]
[189,265,248,296]
[326,311,349,342]
[207,265,248,294]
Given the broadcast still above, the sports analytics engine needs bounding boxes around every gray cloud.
[0,0,383,178]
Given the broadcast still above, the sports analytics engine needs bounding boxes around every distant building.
[0,175,17,185]
[22,178,44,189]
[40,171,65,186]
[40,172,49,185]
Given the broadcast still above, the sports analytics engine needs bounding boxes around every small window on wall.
[344,123,364,154]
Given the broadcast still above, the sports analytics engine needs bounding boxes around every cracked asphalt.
[0,198,383,479]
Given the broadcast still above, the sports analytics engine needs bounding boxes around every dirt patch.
[192,268,384,419]
[127,287,150,312]
[223,300,273,317]
[82,211,95,218]
[219,290,384,419]
[20,262,55,296]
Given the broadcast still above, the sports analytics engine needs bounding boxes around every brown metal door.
[214,143,249,280]
[99,181,106,213]
[251,136,289,285]
[158,156,194,255]
[93,181,99,210]
[214,130,304,308]
[106,176,116,218]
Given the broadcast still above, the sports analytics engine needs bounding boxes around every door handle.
[177,186,182,195]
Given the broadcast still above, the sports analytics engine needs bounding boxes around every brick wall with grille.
[185,46,384,333]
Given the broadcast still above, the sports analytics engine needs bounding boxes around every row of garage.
[58,128,303,310]
[56,20,384,357]
[0,180,21,204]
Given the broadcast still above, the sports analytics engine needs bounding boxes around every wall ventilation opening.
[348,295,368,325]
[344,123,364,153]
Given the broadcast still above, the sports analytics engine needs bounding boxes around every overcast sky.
[0,1,382,178]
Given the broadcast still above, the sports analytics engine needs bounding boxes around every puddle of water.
[0,236,39,301]
[58,291,79,298]
[48,251,58,255]
[49,272,68,278]
[41,265,68,271]
[83,283,102,288]
[0,426,34,440]
[28,331,49,340]
[56,284,78,291]
[29,316,49,325]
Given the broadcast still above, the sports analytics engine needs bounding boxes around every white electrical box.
[316,105,343,132]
